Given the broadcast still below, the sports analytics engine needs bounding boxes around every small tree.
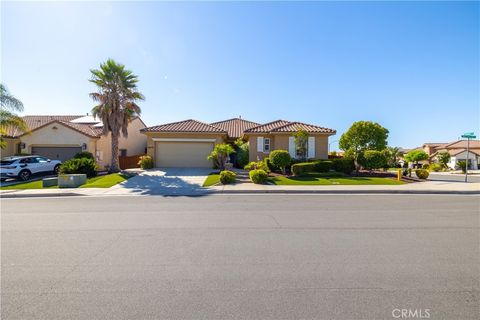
[293,128,309,161]
[383,146,401,168]
[437,151,451,168]
[234,138,249,168]
[339,121,389,171]
[404,150,428,167]
[358,150,387,170]
[207,143,235,170]
[269,150,291,174]
[457,160,467,173]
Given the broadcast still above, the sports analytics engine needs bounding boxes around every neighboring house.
[141,118,336,168]
[1,115,147,169]
[244,120,336,162]
[429,140,480,170]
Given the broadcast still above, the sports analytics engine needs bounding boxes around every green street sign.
[461,132,476,139]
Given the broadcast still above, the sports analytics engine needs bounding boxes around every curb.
[209,189,480,195]
[1,192,86,198]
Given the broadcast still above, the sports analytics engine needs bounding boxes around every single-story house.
[429,140,480,170]
[1,115,147,169]
[141,118,336,168]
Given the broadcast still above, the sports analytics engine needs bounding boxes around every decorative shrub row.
[249,169,268,184]
[220,170,236,184]
[291,159,354,176]
[291,162,316,176]
[244,161,269,172]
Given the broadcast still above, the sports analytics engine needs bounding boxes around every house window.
[119,149,127,157]
[263,138,271,152]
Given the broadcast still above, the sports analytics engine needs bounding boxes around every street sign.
[461,132,476,139]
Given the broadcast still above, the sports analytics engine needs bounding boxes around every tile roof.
[210,118,260,139]
[245,120,335,134]
[441,140,480,149]
[141,119,227,133]
[5,115,84,137]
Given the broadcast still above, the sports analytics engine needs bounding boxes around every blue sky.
[2,1,479,149]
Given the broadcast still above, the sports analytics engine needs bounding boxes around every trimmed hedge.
[313,160,333,173]
[220,170,236,184]
[249,169,268,184]
[269,150,291,173]
[415,169,429,179]
[332,158,355,174]
[291,162,315,176]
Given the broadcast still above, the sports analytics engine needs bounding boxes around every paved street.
[2,195,479,319]
[427,172,480,183]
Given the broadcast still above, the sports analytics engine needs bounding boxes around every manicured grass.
[79,173,129,188]
[268,172,406,185]
[202,173,220,187]
[1,173,129,190]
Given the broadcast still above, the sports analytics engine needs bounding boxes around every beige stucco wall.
[248,133,331,162]
[95,118,147,169]
[144,132,227,165]
[1,138,20,157]
[20,122,96,155]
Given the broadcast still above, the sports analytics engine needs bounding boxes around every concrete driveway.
[105,167,213,196]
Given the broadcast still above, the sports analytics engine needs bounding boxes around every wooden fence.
[119,154,145,170]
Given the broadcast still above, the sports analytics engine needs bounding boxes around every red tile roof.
[141,119,227,133]
[4,115,83,137]
[245,120,335,134]
[441,140,480,149]
[210,118,260,139]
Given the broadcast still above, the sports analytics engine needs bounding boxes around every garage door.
[31,147,82,162]
[155,142,214,168]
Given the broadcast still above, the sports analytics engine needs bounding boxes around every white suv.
[0,156,62,181]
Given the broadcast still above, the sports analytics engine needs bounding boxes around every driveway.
[105,167,213,196]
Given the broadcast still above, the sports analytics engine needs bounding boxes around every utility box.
[58,174,87,188]
[42,177,58,188]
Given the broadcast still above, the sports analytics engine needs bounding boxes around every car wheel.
[18,170,31,181]
[53,165,60,175]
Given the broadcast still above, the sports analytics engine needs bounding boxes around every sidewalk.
[1,180,479,198]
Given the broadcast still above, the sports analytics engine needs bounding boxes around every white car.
[0,155,62,181]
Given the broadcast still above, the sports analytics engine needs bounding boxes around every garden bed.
[267,172,406,185]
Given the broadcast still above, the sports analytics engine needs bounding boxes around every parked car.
[0,156,61,181]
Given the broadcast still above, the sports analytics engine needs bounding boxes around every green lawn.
[202,173,220,187]
[1,173,129,190]
[268,172,405,185]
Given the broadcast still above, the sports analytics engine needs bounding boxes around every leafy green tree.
[404,150,428,167]
[437,151,451,168]
[383,146,401,167]
[89,59,145,172]
[293,128,309,161]
[0,84,28,149]
[339,121,389,170]
[269,150,291,174]
[207,143,235,170]
[358,150,387,170]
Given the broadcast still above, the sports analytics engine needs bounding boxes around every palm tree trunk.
[110,133,120,173]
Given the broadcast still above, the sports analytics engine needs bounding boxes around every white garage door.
[155,141,214,168]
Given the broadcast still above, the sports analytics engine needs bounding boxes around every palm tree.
[0,84,28,149]
[89,59,144,172]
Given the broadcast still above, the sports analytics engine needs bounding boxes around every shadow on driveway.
[110,168,214,196]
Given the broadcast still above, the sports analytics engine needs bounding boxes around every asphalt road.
[427,172,480,183]
[2,195,479,319]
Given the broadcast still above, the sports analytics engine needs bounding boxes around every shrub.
[236,143,249,168]
[332,158,355,174]
[207,143,235,170]
[358,150,387,170]
[428,163,443,172]
[59,158,97,178]
[244,161,269,172]
[264,157,279,172]
[73,151,94,160]
[269,150,291,174]
[220,170,236,184]
[415,169,429,179]
[422,163,429,169]
[249,169,268,184]
[291,162,315,176]
[138,155,154,169]
[457,161,467,173]
[313,160,333,173]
